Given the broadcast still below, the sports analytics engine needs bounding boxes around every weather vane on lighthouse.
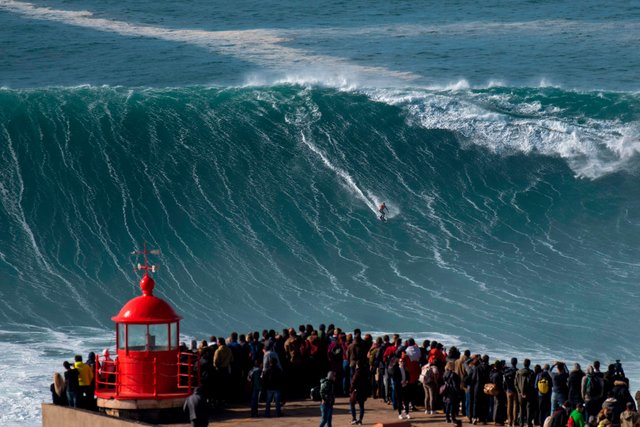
[132,242,160,273]
[131,242,161,296]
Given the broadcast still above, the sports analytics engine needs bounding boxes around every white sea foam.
[0,326,113,426]
[279,20,640,41]
[366,88,640,178]
[244,71,362,92]
[0,0,418,86]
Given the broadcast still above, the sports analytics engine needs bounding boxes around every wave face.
[1,84,639,348]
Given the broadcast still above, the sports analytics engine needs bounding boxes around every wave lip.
[368,86,640,178]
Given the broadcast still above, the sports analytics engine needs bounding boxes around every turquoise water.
[0,1,639,424]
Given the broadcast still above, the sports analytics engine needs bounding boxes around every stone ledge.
[42,404,152,427]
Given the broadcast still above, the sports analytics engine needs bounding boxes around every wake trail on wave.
[300,133,398,220]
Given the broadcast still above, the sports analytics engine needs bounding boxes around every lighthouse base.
[97,397,187,424]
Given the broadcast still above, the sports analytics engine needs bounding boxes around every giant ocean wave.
[0,84,639,423]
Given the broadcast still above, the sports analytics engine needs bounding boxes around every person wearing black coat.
[262,359,284,417]
[183,387,208,427]
[491,361,507,425]
[551,362,569,413]
[443,361,462,424]
[63,361,79,408]
[611,380,636,424]
[50,372,68,406]
[350,361,371,425]
[391,357,411,419]
[471,355,491,424]
[568,364,586,406]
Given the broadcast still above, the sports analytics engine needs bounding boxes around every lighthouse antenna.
[131,241,160,275]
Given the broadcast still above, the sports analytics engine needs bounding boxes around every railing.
[94,352,200,399]
[177,351,199,390]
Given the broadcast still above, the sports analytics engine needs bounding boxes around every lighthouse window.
[148,324,169,351]
[127,324,147,351]
[118,324,126,350]
[170,322,178,349]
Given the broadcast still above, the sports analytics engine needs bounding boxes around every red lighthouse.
[95,245,197,422]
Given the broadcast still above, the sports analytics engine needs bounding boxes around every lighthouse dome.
[112,273,181,324]
[112,294,181,324]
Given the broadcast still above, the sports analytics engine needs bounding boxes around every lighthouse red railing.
[95,352,200,400]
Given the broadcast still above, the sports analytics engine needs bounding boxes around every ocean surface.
[1,0,639,424]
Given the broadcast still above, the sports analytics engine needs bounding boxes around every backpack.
[368,347,379,368]
[442,372,457,395]
[426,367,436,385]
[586,375,602,398]
[310,385,321,401]
[419,365,429,385]
[520,369,535,393]
[503,367,516,390]
[538,376,550,394]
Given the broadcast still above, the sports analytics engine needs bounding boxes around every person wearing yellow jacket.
[74,355,94,409]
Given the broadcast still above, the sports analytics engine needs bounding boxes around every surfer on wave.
[379,202,388,221]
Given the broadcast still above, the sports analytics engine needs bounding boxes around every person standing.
[568,364,586,407]
[392,356,411,419]
[99,349,116,388]
[50,372,68,406]
[183,387,208,427]
[491,360,507,425]
[349,360,370,425]
[515,359,536,427]
[263,358,283,418]
[86,352,97,409]
[536,364,553,426]
[214,337,233,406]
[63,361,79,408]
[378,202,389,221]
[319,371,336,427]
[74,355,93,409]
[504,358,519,427]
[423,363,440,415]
[247,360,262,418]
[443,361,462,424]
[471,355,491,425]
[582,366,604,422]
[550,362,569,413]
[456,350,471,419]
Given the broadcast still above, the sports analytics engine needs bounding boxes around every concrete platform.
[45,397,459,427]
[167,397,456,426]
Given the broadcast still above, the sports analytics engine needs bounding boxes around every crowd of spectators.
[51,323,640,427]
